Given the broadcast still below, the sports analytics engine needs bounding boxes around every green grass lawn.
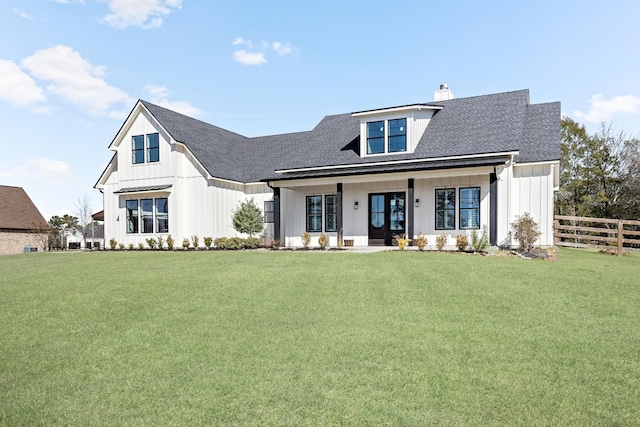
[1,248,639,426]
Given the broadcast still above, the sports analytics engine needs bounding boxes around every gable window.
[126,197,169,234]
[132,133,160,164]
[147,133,160,163]
[388,119,407,153]
[366,118,407,155]
[325,195,338,232]
[435,189,455,230]
[264,200,275,223]
[306,196,322,232]
[367,121,385,154]
[132,135,145,164]
[459,187,480,229]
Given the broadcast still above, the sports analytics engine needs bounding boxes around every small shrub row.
[214,237,261,250]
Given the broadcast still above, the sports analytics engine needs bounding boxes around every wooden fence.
[554,215,640,256]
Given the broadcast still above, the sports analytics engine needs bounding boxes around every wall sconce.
[415,199,420,207]
[354,201,359,209]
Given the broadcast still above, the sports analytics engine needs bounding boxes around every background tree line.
[557,117,640,220]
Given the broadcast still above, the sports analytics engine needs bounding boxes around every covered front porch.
[268,162,504,249]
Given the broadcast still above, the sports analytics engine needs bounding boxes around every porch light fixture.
[354,201,359,209]
[415,199,420,207]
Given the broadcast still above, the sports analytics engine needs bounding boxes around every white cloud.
[13,8,34,19]
[574,94,640,123]
[272,42,292,56]
[100,0,183,29]
[0,59,46,107]
[144,85,202,117]
[233,50,267,66]
[232,37,252,48]
[0,157,72,182]
[21,45,134,116]
[232,38,293,66]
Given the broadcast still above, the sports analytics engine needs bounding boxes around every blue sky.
[1,0,640,221]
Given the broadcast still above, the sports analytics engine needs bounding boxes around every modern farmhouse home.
[95,86,560,249]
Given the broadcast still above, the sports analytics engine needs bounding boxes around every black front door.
[368,192,405,246]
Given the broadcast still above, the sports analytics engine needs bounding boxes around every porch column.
[273,187,281,242]
[408,178,414,246]
[337,183,343,245]
[489,172,497,245]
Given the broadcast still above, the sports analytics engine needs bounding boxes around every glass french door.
[368,192,405,245]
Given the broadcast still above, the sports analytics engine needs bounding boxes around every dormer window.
[366,118,406,155]
[354,104,441,158]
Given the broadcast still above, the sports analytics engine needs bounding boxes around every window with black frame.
[459,187,480,229]
[306,196,322,232]
[132,135,145,164]
[435,189,455,230]
[388,118,406,153]
[264,200,275,223]
[147,133,159,163]
[325,195,338,232]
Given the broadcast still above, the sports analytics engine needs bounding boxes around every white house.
[95,86,560,249]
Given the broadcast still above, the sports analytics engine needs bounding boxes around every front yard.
[1,248,638,425]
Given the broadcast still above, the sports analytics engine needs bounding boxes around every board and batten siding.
[101,110,274,247]
[509,163,555,247]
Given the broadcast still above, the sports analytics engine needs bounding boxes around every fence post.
[618,220,623,257]
[554,219,559,245]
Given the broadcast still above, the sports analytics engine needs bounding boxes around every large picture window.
[306,196,322,232]
[325,195,338,232]
[435,189,456,230]
[459,187,480,229]
[126,197,169,234]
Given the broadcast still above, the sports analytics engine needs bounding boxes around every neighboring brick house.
[0,185,50,254]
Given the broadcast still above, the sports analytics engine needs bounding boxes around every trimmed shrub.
[109,238,117,250]
[166,235,174,250]
[414,232,427,251]
[436,232,447,251]
[204,237,213,249]
[394,234,411,251]
[455,234,469,252]
[511,212,541,253]
[146,238,157,249]
[301,232,311,248]
[471,225,489,252]
[318,234,329,249]
[182,237,190,249]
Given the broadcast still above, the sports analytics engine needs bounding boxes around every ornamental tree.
[232,198,264,237]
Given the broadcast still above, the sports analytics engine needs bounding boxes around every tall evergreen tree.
[232,198,264,237]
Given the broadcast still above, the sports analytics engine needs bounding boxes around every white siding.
[510,164,555,247]
[100,108,274,248]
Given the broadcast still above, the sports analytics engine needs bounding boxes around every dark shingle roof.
[0,186,49,230]
[139,89,560,183]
